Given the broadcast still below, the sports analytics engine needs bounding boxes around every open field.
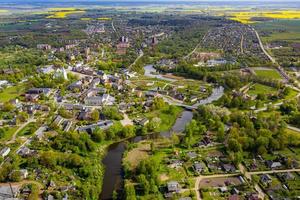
[0,85,25,102]
[145,106,183,132]
[254,69,282,80]
[0,126,19,142]
[17,122,37,137]
[46,8,85,19]
[255,19,300,43]
[124,142,150,170]
[248,83,277,96]
[227,10,300,24]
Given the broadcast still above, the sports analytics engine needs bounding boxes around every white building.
[0,147,10,157]
[84,94,115,106]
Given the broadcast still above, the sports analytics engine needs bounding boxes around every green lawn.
[248,83,277,96]
[0,126,19,142]
[17,122,38,137]
[0,85,25,102]
[145,106,183,132]
[254,69,282,80]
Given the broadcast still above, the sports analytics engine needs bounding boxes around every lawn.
[248,83,277,96]
[17,122,38,137]
[0,126,19,142]
[145,106,183,132]
[255,19,300,43]
[254,69,282,80]
[0,85,25,102]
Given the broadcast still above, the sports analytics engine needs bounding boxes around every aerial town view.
[0,0,300,199]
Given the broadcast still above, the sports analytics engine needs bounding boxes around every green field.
[17,122,37,137]
[145,106,183,132]
[254,69,282,80]
[248,83,277,96]
[0,85,25,102]
[255,19,300,43]
[0,126,19,142]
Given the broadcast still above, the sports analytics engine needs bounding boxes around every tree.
[122,125,135,138]
[28,184,39,200]
[124,181,136,200]
[9,170,21,182]
[91,127,104,142]
[171,134,180,147]
[2,102,15,112]
[152,97,166,110]
[91,110,100,122]
[137,174,150,195]
[228,138,242,152]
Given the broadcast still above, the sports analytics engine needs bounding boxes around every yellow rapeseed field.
[46,8,85,19]
[97,17,112,20]
[229,10,300,24]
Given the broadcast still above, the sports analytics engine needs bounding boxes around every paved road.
[254,27,300,87]
[111,20,118,36]
[248,168,300,175]
[287,125,300,133]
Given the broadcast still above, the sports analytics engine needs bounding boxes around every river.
[100,65,224,200]
[99,111,193,200]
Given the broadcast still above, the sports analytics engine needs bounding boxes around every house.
[68,80,83,91]
[222,163,236,173]
[63,121,73,132]
[145,91,158,98]
[228,194,240,200]
[134,118,149,126]
[78,111,91,120]
[167,181,180,193]
[39,65,54,74]
[219,186,228,193]
[265,160,282,169]
[25,94,40,102]
[279,172,295,181]
[168,160,183,169]
[0,80,9,88]
[187,151,197,159]
[27,88,51,96]
[260,174,272,184]
[17,146,33,157]
[77,120,113,132]
[10,169,28,180]
[84,94,115,106]
[246,193,259,200]
[0,185,20,199]
[0,147,10,157]
[193,163,205,173]
[53,115,65,127]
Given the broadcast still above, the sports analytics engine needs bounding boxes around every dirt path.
[5,117,35,145]
[120,113,133,126]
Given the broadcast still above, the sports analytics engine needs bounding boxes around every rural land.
[0,0,300,200]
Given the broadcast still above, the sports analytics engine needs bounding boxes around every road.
[111,20,118,36]
[240,34,244,54]
[287,125,300,133]
[0,124,43,168]
[192,165,300,200]
[5,117,36,145]
[128,50,144,70]
[184,32,208,59]
[254,27,294,85]
[254,28,276,64]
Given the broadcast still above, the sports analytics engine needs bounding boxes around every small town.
[0,1,300,200]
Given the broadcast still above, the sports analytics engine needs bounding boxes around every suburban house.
[84,94,115,106]
[0,147,10,158]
